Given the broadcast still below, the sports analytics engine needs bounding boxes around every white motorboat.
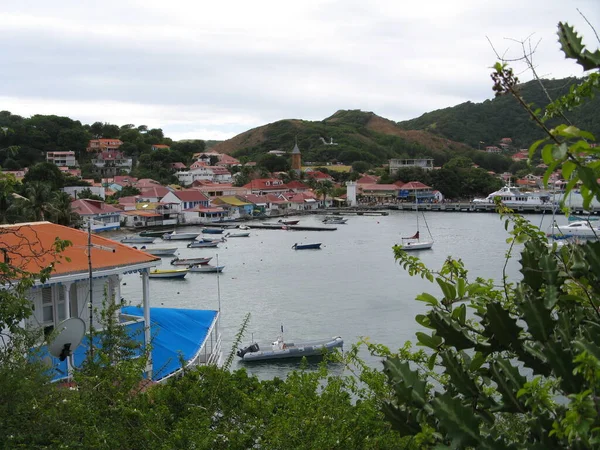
[187,240,219,248]
[237,335,343,362]
[225,231,250,238]
[189,264,225,273]
[162,231,201,240]
[148,268,189,279]
[548,221,600,239]
[322,216,348,224]
[473,184,554,207]
[133,246,178,256]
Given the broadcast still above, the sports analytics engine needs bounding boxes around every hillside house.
[304,170,334,183]
[71,199,122,232]
[92,150,132,175]
[389,159,434,174]
[151,144,171,151]
[87,139,123,153]
[243,178,288,195]
[161,189,210,212]
[47,151,77,167]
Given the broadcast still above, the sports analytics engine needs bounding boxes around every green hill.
[212,110,475,168]
[396,77,600,149]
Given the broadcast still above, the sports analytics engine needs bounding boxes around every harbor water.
[117,210,567,379]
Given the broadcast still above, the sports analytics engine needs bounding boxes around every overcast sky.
[1,0,598,141]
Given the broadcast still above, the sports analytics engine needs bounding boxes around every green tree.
[76,187,103,201]
[23,162,65,191]
[22,181,52,221]
[47,191,82,227]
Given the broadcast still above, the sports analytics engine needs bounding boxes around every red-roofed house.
[171,162,187,171]
[359,184,401,203]
[1,221,222,384]
[160,189,210,211]
[192,182,248,198]
[286,180,311,192]
[118,195,140,211]
[92,150,132,174]
[114,175,138,186]
[216,154,240,167]
[87,139,123,153]
[512,150,529,161]
[281,191,320,210]
[397,181,435,202]
[139,185,172,202]
[305,170,334,182]
[151,144,171,151]
[135,178,162,189]
[243,178,288,194]
[357,174,380,185]
[71,199,122,231]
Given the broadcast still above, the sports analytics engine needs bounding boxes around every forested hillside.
[397,77,600,149]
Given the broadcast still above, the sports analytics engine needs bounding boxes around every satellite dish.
[48,318,86,362]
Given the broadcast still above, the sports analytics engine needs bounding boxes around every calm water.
[116,210,566,379]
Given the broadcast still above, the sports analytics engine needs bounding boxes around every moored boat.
[202,228,225,234]
[189,264,225,273]
[201,236,227,243]
[133,246,178,256]
[149,268,189,279]
[162,231,201,240]
[278,219,300,225]
[139,229,175,237]
[237,335,343,362]
[292,242,322,250]
[548,220,600,239]
[170,256,212,266]
[225,231,250,238]
[322,216,348,224]
[121,236,156,244]
[187,240,219,248]
[472,184,554,207]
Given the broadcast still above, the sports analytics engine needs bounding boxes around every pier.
[245,224,338,231]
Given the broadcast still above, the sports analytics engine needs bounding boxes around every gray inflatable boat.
[237,336,343,362]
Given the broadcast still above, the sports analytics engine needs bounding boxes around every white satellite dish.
[48,318,86,362]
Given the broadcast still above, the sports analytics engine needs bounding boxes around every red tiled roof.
[171,162,187,169]
[140,186,170,198]
[71,199,122,215]
[172,189,209,202]
[286,180,310,189]
[357,175,380,184]
[306,171,333,179]
[1,221,158,277]
[135,179,161,188]
[400,181,432,190]
[360,184,401,191]
[243,179,287,190]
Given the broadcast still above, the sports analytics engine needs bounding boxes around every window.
[42,287,53,323]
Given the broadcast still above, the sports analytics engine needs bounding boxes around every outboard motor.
[237,343,260,358]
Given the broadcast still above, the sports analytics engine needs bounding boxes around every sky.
[0,0,598,141]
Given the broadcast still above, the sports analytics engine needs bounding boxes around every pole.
[216,254,221,312]
[87,220,94,358]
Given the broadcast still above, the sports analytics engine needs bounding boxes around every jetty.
[245,224,337,231]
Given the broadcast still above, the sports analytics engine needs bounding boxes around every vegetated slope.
[212,110,474,167]
[397,77,600,149]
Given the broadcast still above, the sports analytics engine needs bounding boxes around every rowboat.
[201,236,227,243]
[121,236,156,244]
[322,217,348,224]
[292,243,322,250]
[162,231,201,240]
[278,219,299,225]
[225,231,250,238]
[188,264,225,273]
[148,268,189,279]
[187,241,219,248]
[170,257,212,266]
[237,335,343,362]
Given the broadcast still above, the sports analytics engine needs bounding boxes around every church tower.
[291,140,302,174]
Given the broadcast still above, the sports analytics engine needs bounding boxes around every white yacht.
[548,220,600,239]
[473,185,554,207]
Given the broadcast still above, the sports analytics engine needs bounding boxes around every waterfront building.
[71,199,122,231]
[389,158,434,174]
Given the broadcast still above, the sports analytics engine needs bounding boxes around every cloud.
[0,0,597,141]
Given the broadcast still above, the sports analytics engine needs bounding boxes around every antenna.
[48,317,86,362]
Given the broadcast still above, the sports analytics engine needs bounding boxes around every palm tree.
[315,181,334,208]
[23,181,52,221]
[47,191,82,227]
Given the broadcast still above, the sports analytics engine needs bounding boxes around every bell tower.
[291,139,302,174]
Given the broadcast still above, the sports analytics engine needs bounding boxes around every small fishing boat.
[139,229,175,237]
[202,228,225,234]
[133,246,178,256]
[225,231,250,238]
[148,268,189,279]
[278,219,299,225]
[238,225,250,230]
[162,231,201,240]
[292,243,322,250]
[237,335,343,362]
[121,236,156,244]
[322,216,348,224]
[170,256,212,266]
[189,264,225,273]
[201,236,227,243]
[187,240,219,248]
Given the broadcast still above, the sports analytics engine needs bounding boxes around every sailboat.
[401,200,434,251]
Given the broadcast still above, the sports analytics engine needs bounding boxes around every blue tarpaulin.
[122,306,218,380]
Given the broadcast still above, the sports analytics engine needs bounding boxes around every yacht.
[548,220,600,239]
[472,185,554,207]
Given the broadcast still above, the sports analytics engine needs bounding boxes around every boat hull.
[549,221,600,239]
[139,229,175,237]
[187,241,219,248]
[189,265,225,273]
[239,337,343,362]
[143,247,178,256]
[402,241,434,251]
[162,232,200,240]
[202,228,224,234]
[149,269,189,279]
[225,232,250,238]
[122,237,156,244]
[171,257,212,266]
[292,243,322,250]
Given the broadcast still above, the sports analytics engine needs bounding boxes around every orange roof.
[1,222,159,277]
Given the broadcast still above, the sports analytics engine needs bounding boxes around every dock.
[245,224,338,231]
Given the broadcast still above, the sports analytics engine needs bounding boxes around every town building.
[291,141,302,173]
[91,151,133,176]
[389,158,434,174]
[160,189,210,212]
[71,199,122,232]
[46,151,77,167]
[86,139,123,153]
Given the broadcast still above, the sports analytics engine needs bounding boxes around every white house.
[2,222,222,383]
[47,151,77,167]
[71,199,122,232]
[160,189,210,212]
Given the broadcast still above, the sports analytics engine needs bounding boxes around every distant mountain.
[211,110,474,167]
[396,77,600,150]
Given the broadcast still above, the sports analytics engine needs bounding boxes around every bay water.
[118,210,566,379]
